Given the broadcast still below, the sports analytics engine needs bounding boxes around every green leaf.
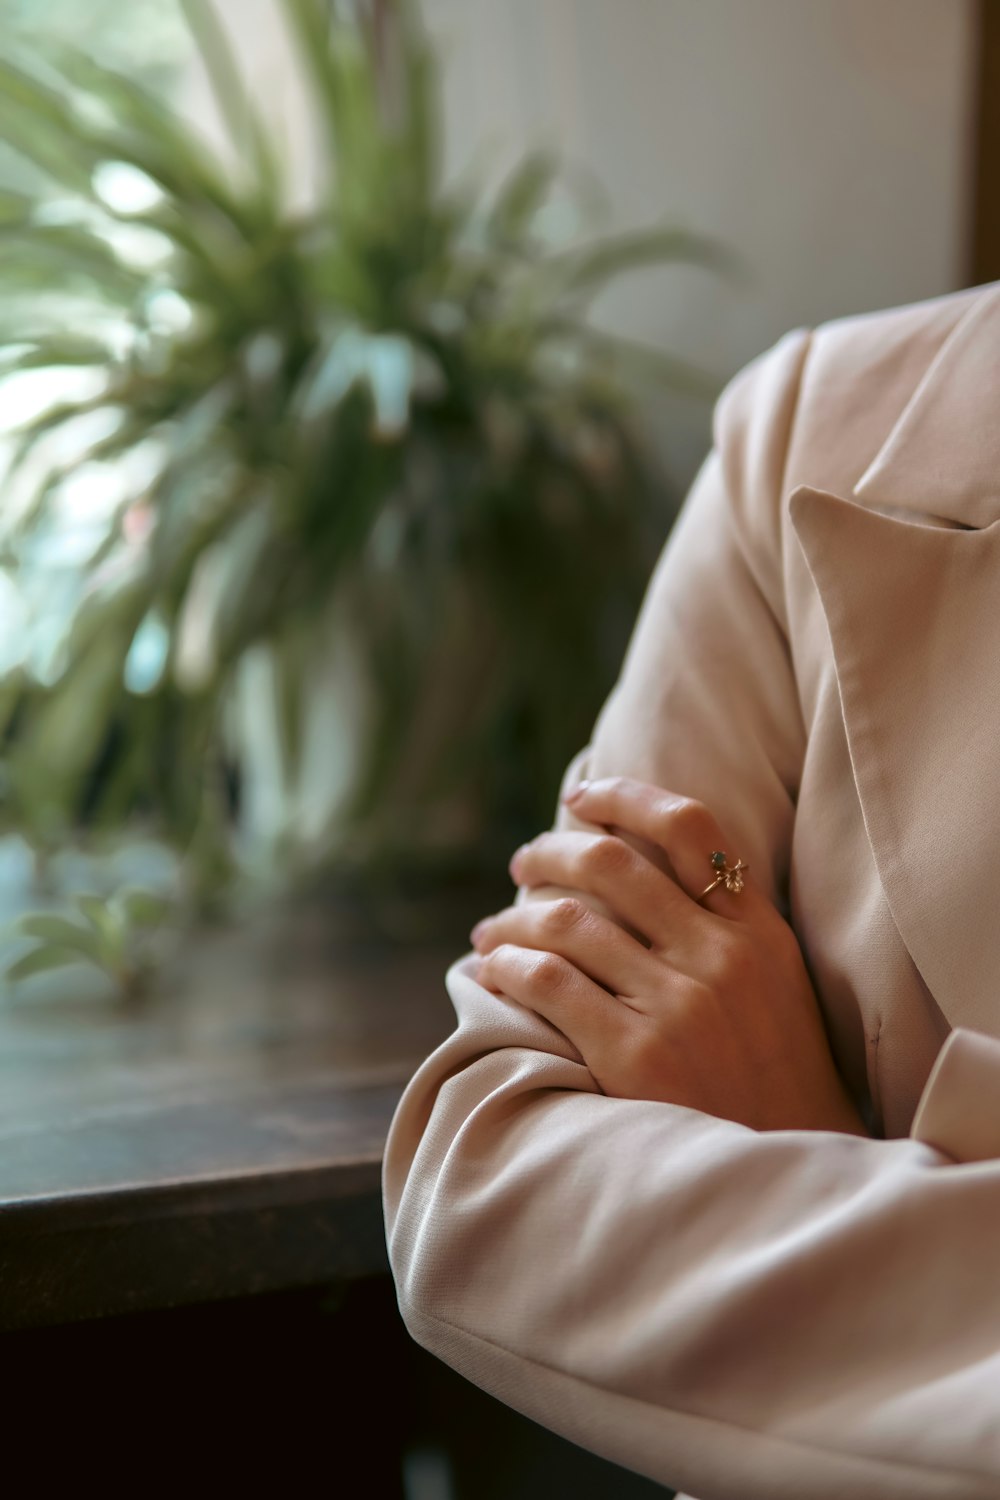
[198,495,280,661]
[283,0,390,227]
[14,913,104,959]
[4,946,92,982]
[578,328,722,400]
[115,887,172,927]
[282,0,344,149]
[178,0,281,208]
[29,632,134,789]
[0,220,148,298]
[394,3,441,209]
[0,187,37,227]
[0,55,100,193]
[76,893,111,927]
[75,893,126,960]
[546,226,737,298]
[488,151,559,246]
[0,335,115,371]
[32,46,260,237]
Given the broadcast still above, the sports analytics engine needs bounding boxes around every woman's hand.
[471,777,867,1135]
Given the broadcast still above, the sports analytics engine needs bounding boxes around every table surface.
[0,889,482,1330]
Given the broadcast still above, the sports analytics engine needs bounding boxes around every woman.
[383,280,1000,1500]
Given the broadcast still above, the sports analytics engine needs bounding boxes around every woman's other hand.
[470,777,867,1136]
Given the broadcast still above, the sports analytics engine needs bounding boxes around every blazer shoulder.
[717,283,988,490]
[788,283,992,498]
[813,280,984,359]
[803,282,983,399]
[707,283,993,614]
[710,282,983,465]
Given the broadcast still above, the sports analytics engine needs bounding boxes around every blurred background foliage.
[0,0,186,71]
[0,0,722,992]
[0,0,188,171]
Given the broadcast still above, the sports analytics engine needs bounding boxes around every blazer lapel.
[790,282,1000,1034]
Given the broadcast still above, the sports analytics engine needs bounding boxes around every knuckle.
[544,897,586,935]
[483,942,513,972]
[583,834,630,877]
[662,795,714,843]
[528,950,572,992]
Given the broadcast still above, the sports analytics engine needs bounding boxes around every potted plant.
[0,0,723,982]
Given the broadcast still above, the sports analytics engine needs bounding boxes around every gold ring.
[697,850,748,902]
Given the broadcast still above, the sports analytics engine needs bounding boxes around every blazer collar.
[852,280,1000,528]
[791,282,1000,1036]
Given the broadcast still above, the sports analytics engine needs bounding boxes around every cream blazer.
[383,281,1000,1500]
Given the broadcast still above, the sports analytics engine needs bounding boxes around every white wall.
[428,0,978,487]
[192,0,978,491]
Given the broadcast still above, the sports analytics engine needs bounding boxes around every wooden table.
[0,893,473,1331]
[0,882,675,1500]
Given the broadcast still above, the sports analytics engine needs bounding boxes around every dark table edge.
[0,1152,383,1231]
[0,1155,390,1331]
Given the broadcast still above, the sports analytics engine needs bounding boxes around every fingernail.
[562,779,590,804]
[470,919,490,947]
[509,843,529,878]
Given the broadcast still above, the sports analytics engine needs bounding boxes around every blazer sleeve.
[382,329,1000,1500]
